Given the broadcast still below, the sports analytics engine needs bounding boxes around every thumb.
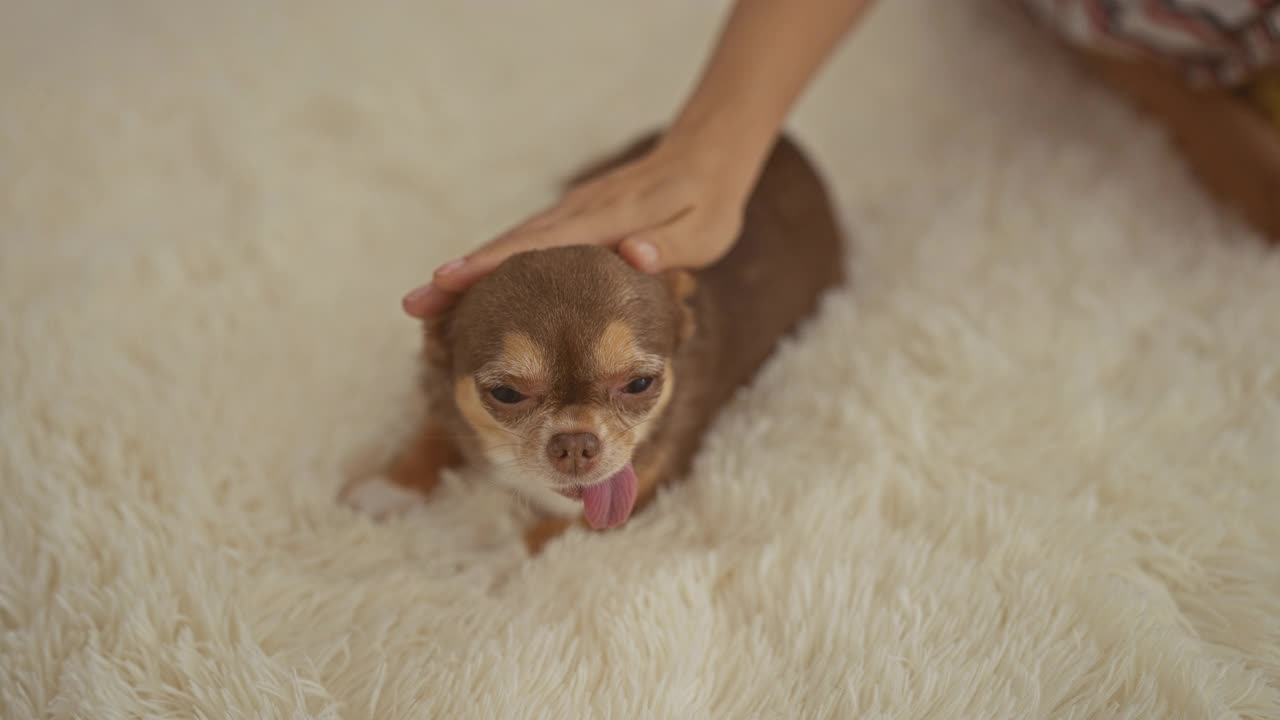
[620,218,731,274]
[618,231,676,274]
[616,234,665,272]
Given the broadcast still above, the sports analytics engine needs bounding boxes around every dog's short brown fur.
[341,131,846,553]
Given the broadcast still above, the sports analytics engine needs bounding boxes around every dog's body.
[342,131,846,552]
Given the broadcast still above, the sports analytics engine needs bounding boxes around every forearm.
[665,0,875,181]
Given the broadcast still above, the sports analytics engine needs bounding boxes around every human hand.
[401,135,752,319]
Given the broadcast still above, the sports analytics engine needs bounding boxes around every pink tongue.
[581,463,638,530]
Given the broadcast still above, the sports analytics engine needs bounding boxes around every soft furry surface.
[3,1,1279,718]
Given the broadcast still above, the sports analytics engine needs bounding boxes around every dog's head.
[425,245,695,529]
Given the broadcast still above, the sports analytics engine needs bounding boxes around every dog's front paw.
[522,516,579,555]
[339,474,426,521]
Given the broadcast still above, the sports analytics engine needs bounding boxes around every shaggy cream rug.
[3,0,1278,717]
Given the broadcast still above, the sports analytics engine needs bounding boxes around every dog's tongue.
[582,463,637,530]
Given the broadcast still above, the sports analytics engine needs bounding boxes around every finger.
[617,231,667,273]
[425,194,603,295]
[508,195,585,234]
[428,239,523,294]
[616,209,699,273]
[432,210,643,294]
[618,210,736,274]
[566,177,696,245]
[401,283,459,319]
[499,161,683,243]
[431,219,600,294]
[431,177,691,293]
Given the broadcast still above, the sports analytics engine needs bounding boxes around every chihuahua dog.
[341,131,846,553]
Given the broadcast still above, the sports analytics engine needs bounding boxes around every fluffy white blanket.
[2,1,1277,717]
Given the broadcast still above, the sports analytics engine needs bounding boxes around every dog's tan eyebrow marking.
[593,321,663,377]
[593,321,638,376]
[477,331,546,386]
[629,354,667,377]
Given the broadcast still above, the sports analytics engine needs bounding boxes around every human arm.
[404,0,875,318]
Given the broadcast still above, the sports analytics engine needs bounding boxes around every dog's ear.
[662,269,697,345]
[421,311,453,369]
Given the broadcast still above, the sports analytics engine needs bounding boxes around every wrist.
[662,96,780,196]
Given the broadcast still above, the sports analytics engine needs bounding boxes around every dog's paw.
[339,474,425,521]
[522,516,579,556]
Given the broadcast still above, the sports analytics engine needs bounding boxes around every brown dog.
[341,131,846,553]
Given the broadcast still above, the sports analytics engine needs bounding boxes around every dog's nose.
[546,432,600,474]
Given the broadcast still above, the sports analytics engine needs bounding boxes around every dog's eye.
[490,385,525,404]
[622,376,654,394]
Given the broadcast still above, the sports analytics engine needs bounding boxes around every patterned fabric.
[1018,0,1280,86]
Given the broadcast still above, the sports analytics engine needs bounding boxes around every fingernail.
[628,241,658,270]
[434,259,465,277]
[402,285,440,317]
[403,284,432,304]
